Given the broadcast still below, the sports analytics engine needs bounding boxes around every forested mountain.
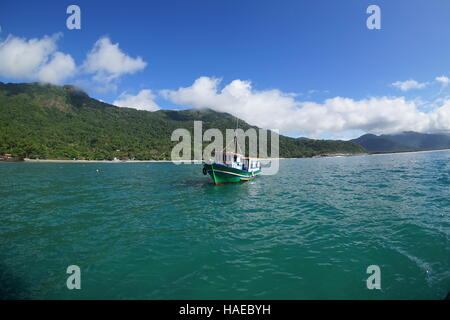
[0,82,366,160]
[352,132,450,153]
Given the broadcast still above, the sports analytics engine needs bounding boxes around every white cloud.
[162,76,450,138]
[0,33,75,84]
[435,75,449,86]
[38,52,76,84]
[392,79,428,91]
[83,37,147,82]
[113,89,159,111]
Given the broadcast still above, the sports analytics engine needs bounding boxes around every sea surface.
[1,151,449,299]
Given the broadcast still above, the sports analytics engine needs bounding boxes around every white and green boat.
[203,152,261,184]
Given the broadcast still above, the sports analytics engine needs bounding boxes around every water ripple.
[1,151,450,299]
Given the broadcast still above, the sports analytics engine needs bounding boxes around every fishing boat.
[203,152,261,184]
[202,116,262,184]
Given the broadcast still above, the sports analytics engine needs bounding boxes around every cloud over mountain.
[0,33,75,84]
[162,76,450,138]
[113,89,159,111]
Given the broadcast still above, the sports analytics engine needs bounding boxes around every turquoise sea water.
[0,151,449,299]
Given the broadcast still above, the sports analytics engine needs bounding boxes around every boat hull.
[203,163,261,184]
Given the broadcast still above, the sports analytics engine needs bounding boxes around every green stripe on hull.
[203,163,261,184]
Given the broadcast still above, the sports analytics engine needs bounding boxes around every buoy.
[96,169,100,173]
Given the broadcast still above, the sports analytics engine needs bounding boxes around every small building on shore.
[0,153,24,162]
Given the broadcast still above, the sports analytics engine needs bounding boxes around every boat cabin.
[213,152,261,172]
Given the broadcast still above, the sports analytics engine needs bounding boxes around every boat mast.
[234,115,243,155]
[234,116,238,154]
[220,114,242,155]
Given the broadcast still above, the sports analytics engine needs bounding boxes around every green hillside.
[0,82,366,160]
[352,132,450,153]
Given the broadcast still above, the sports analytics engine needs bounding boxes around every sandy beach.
[24,158,178,163]
[22,155,360,163]
[23,149,450,163]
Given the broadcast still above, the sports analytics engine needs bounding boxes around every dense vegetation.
[0,82,366,160]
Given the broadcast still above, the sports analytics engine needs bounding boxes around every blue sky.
[1,0,450,138]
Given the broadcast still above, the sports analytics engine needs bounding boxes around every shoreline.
[22,154,359,163]
[24,158,175,163]
[19,148,450,163]
[23,158,285,163]
[367,148,450,157]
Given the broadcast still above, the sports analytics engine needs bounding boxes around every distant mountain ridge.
[351,131,450,153]
[0,82,366,160]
